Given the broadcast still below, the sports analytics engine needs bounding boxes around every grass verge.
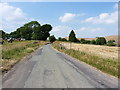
[1,40,45,74]
[52,43,118,77]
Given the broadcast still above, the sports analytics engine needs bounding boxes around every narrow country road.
[2,44,118,88]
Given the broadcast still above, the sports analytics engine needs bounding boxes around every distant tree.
[107,40,116,46]
[0,30,10,39]
[58,37,62,41]
[96,37,106,45]
[80,39,86,44]
[108,40,115,43]
[58,37,67,41]
[69,30,77,42]
[85,40,91,44]
[0,30,5,39]
[91,40,96,44]
[61,38,67,41]
[49,35,56,43]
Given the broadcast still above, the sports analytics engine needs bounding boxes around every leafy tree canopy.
[9,21,52,40]
[96,37,106,45]
[49,35,56,43]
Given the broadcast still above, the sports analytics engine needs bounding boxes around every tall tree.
[69,30,77,42]
[9,21,52,40]
[39,24,52,40]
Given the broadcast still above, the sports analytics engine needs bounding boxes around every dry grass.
[1,40,45,74]
[52,41,118,77]
[60,42,118,60]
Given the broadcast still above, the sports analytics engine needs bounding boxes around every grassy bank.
[52,42,118,77]
[1,40,45,74]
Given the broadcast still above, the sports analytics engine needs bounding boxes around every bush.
[91,40,96,44]
[96,37,106,45]
[49,35,56,43]
[107,40,116,46]
[80,39,86,44]
[85,40,91,44]
[58,37,67,41]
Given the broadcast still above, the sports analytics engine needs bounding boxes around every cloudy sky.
[0,2,118,38]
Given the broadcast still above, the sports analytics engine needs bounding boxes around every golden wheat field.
[60,42,118,60]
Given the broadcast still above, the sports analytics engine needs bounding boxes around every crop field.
[60,42,118,60]
[53,41,118,77]
[1,40,45,74]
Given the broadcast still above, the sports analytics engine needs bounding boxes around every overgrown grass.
[1,40,45,74]
[52,43,118,77]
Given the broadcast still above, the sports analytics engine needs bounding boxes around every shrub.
[96,37,106,45]
[80,39,86,44]
[58,37,67,41]
[85,40,91,44]
[91,40,96,44]
[49,35,56,43]
[107,40,116,46]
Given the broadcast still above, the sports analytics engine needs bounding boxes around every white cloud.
[74,27,106,38]
[0,3,33,33]
[59,13,77,22]
[51,25,71,38]
[52,25,70,32]
[83,11,118,24]
[78,27,104,32]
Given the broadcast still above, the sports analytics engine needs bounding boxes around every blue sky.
[0,2,118,38]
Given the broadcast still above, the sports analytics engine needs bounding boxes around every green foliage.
[0,30,5,39]
[0,30,9,39]
[8,21,52,40]
[58,37,67,41]
[39,24,52,40]
[53,44,118,77]
[69,30,77,42]
[107,40,116,46]
[80,39,86,44]
[80,39,91,44]
[91,40,96,44]
[76,39,80,43]
[108,40,115,43]
[49,35,56,43]
[85,40,91,44]
[96,37,106,45]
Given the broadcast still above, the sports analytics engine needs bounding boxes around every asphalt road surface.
[2,44,118,88]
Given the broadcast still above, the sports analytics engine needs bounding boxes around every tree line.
[56,30,116,46]
[0,22,116,46]
[1,21,52,41]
